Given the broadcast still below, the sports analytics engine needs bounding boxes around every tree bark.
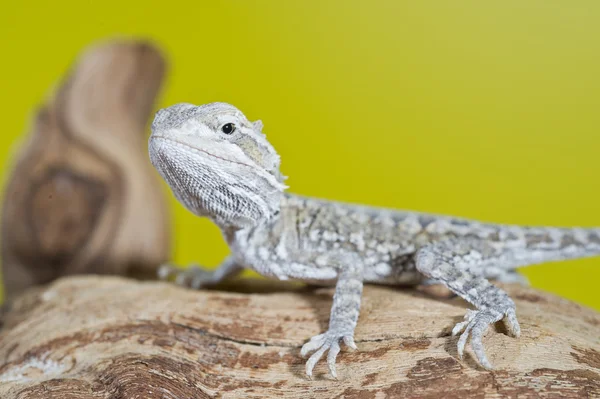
[0,276,598,398]
[1,41,171,300]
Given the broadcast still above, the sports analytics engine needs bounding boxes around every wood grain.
[0,276,598,398]
[1,41,171,299]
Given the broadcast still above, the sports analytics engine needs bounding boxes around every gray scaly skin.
[149,102,600,378]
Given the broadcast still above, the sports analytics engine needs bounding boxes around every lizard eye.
[221,123,236,135]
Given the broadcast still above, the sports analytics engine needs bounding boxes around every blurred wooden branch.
[0,276,598,398]
[1,41,171,299]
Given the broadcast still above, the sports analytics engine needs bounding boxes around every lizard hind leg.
[415,239,521,369]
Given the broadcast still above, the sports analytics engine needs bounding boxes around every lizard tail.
[516,225,600,265]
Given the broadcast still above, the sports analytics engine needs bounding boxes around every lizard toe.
[326,340,341,378]
[504,308,521,338]
[300,333,326,358]
[188,266,216,289]
[469,319,494,369]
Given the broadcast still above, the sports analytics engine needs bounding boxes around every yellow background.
[1,1,599,310]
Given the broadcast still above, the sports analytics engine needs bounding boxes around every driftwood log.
[0,276,598,398]
[1,41,171,299]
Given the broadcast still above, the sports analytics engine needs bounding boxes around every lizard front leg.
[415,238,521,369]
[158,256,244,289]
[301,255,364,378]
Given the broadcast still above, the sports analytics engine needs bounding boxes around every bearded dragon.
[148,102,600,378]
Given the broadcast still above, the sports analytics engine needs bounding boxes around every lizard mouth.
[151,135,256,169]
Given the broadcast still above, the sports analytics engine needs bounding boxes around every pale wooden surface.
[0,276,598,398]
[0,41,171,299]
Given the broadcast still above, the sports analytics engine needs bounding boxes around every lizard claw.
[452,307,520,369]
[301,331,357,378]
[504,308,521,338]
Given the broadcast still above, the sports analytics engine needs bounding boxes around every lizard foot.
[451,308,520,369]
[157,264,215,289]
[300,331,358,378]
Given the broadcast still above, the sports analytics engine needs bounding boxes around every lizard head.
[149,102,287,229]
